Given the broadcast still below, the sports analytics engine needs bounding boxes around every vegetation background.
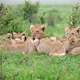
[0,1,80,80]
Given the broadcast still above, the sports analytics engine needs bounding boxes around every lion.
[33,33,80,56]
[30,24,47,40]
[65,27,80,38]
[3,32,36,53]
[65,27,80,54]
[7,32,27,41]
[34,38,67,56]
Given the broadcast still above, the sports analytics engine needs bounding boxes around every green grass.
[1,51,80,80]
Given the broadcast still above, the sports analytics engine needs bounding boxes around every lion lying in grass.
[65,27,80,55]
[0,32,36,53]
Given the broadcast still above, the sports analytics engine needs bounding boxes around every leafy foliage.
[0,4,29,34]
[23,1,39,23]
[0,3,6,16]
[69,3,80,27]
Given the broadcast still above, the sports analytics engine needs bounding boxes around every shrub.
[0,3,7,16]
[0,6,29,34]
[23,1,39,23]
[0,4,9,34]
[69,3,80,27]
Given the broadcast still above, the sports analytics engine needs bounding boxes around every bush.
[8,18,28,33]
[0,3,6,16]
[0,5,29,34]
[0,4,9,34]
[23,1,39,23]
[69,3,80,27]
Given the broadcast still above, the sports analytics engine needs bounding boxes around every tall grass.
[1,51,80,80]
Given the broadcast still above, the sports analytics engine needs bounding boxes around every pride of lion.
[0,24,80,56]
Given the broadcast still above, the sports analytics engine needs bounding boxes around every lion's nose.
[33,37,35,40]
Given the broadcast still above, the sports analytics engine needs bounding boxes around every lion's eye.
[77,30,79,33]
[72,40,75,43]
[42,27,45,31]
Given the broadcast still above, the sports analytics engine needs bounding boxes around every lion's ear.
[21,32,28,41]
[30,25,34,32]
[76,27,80,34]
[21,32,26,36]
[7,33,12,39]
[41,24,47,31]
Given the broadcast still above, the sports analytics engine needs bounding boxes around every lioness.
[65,27,80,38]
[33,31,80,56]
[3,32,36,53]
[30,24,47,40]
[34,38,67,56]
[65,27,80,54]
